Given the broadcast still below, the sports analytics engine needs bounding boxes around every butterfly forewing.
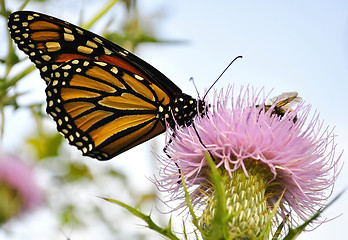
[9,11,184,95]
[8,11,205,160]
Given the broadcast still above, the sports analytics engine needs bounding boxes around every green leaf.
[102,197,180,240]
[283,189,346,240]
[178,159,205,237]
[60,204,81,226]
[107,169,127,180]
[27,131,63,160]
[272,214,289,240]
[64,162,93,182]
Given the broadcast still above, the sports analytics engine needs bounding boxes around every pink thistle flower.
[0,155,43,223]
[156,86,341,227]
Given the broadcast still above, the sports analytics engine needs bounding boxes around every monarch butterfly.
[8,11,207,160]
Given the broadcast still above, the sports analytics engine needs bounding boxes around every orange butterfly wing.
[8,11,204,160]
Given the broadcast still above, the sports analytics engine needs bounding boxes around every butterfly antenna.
[203,55,243,100]
[190,77,201,99]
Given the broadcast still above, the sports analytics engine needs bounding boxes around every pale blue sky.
[1,0,347,239]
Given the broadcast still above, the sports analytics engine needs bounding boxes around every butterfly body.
[8,11,206,160]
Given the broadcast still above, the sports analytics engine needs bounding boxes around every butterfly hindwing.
[46,59,171,160]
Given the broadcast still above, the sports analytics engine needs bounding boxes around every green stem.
[180,161,204,234]
[0,0,6,17]
[19,0,30,10]
[82,0,119,30]
[2,0,12,81]
[0,106,4,139]
[5,64,36,88]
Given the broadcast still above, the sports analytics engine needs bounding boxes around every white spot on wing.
[42,55,51,61]
[64,33,75,41]
[119,51,127,56]
[46,42,61,52]
[95,62,107,67]
[77,45,93,54]
[64,27,72,34]
[82,147,88,153]
[104,47,112,55]
[62,65,71,70]
[111,67,118,75]
[134,74,144,80]
[86,40,98,48]
[76,28,84,35]
[93,37,103,44]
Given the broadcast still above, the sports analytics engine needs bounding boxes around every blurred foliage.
[26,105,64,160]
[105,13,185,52]
[0,0,174,239]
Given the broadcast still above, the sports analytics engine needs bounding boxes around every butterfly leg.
[163,132,182,184]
